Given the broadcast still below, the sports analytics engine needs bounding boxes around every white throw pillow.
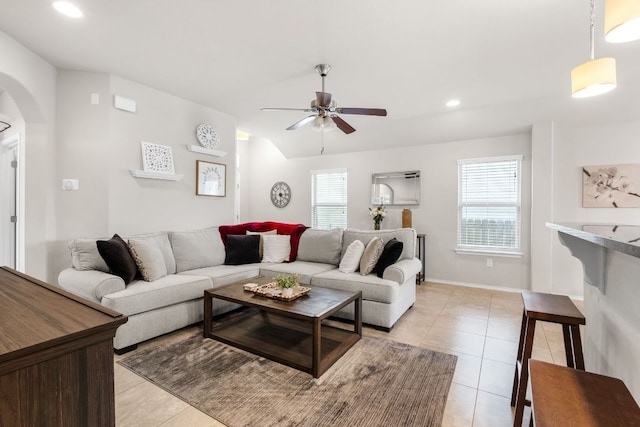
[262,235,291,263]
[247,229,277,259]
[359,237,385,276]
[339,240,365,273]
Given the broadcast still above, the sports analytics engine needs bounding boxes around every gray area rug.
[118,333,457,427]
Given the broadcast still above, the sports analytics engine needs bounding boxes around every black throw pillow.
[224,234,261,265]
[97,234,138,284]
[373,238,404,278]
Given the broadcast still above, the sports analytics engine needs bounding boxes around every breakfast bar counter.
[546,222,640,404]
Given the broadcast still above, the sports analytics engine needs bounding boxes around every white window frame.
[311,168,348,230]
[456,155,523,257]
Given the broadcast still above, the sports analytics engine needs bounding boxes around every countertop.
[546,222,640,259]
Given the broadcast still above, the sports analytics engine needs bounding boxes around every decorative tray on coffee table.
[243,282,311,301]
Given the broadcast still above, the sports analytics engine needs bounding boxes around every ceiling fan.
[261,64,387,134]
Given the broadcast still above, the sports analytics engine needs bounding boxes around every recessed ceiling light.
[52,1,84,18]
[445,99,461,108]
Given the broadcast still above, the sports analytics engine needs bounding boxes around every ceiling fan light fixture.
[571,57,617,98]
[311,116,337,132]
[605,0,640,42]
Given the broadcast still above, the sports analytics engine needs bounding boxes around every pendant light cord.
[589,0,595,60]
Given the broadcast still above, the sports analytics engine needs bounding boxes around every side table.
[416,233,425,284]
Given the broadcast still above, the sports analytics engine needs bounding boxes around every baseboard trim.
[424,277,584,301]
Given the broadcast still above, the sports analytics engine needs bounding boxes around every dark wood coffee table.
[203,276,362,378]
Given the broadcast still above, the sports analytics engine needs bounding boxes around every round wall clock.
[271,181,291,208]
[196,123,221,149]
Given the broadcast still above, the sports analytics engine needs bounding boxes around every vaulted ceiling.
[1,0,639,157]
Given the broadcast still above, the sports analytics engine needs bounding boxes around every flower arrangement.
[369,205,386,230]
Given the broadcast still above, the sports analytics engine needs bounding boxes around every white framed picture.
[196,160,226,197]
[583,163,640,208]
[141,142,175,174]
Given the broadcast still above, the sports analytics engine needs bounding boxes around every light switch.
[62,179,79,191]
[91,93,100,105]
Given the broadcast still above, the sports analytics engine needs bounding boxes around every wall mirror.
[371,170,421,206]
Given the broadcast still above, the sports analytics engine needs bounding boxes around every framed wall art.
[196,160,226,197]
[583,163,640,208]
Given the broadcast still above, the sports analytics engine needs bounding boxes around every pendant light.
[605,0,640,42]
[571,0,617,98]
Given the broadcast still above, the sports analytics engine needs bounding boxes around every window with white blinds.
[311,169,347,230]
[457,156,522,254]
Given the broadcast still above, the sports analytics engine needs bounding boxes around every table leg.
[355,294,362,336]
[203,291,212,338]
[312,318,321,378]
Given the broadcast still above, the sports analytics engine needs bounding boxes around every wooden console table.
[0,267,127,426]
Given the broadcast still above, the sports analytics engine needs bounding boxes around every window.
[457,156,522,255]
[311,169,347,230]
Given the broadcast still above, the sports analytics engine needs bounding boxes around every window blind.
[457,157,521,251]
[312,169,347,230]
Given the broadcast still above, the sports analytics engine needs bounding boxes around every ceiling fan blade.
[286,115,317,130]
[336,107,387,116]
[331,116,356,134]
[315,92,332,107]
[261,107,314,112]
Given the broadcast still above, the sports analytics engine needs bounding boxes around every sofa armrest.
[58,268,126,303]
[383,258,422,284]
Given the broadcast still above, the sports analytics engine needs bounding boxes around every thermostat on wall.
[114,95,136,113]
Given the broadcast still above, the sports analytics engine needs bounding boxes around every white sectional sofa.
[58,224,421,353]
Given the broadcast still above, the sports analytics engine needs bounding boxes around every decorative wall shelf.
[130,170,183,181]
[186,145,227,157]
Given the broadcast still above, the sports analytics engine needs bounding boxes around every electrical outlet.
[486,258,493,267]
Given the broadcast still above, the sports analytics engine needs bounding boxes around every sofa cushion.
[262,235,291,263]
[339,240,365,273]
[126,232,176,275]
[101,274,213,316]
[171,227,225,273]
[68,238,109,272]
[219,222,308,261]
[96,234,138,284]
[311,269,400,304]
[296,228,343,265]
[373,238,404,278]
[259,261,336,285]
[343,228,416,261]
[360,237,385,275]
[180,264,261,287]
[224,235,261,265]
[128,238,168,282]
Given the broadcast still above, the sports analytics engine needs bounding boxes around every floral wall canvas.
[582,164,640,208]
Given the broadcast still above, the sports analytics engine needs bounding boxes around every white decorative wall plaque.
[141,142,175,174]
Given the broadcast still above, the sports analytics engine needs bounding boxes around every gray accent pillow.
[297,228,343,265]
[128,239,167,282]
[68,239,109,272]
[170,227,225,273]
[127,232,176,275]
[359,237,385,276]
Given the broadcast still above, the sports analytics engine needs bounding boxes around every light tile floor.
[114,282,584,426]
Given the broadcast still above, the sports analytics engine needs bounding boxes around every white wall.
[241,133,532,291]
[51,70,237,281]
[0,30,57,281]
[548,120,640,296]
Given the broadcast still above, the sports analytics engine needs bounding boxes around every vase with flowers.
[369,205,386,230]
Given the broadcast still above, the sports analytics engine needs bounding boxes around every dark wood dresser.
[0,267,127,426]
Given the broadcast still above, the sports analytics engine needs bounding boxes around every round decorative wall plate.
[196,123,221,149]
[271,181,291,208]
